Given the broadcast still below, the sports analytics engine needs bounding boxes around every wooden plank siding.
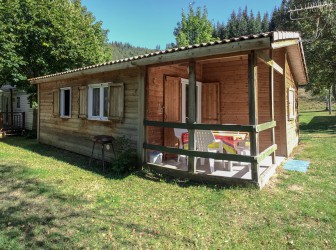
[38,68,140,161]
[285,56,299,156]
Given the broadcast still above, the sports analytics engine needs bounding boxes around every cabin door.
[201,82,220,124]
[163,76,181,159]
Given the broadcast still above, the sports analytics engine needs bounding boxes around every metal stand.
[89,135,116,172]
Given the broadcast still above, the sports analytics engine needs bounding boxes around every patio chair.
[236,137,251,166]
[174,128,188,163]
[195,130,226,173]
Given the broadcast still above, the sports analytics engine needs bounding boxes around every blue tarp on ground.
[283,159,310,173]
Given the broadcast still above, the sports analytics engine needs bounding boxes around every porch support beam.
[271,39,298,49]
[256,51,283,75]
[269,50,276,164]
[248,50,260,185]
[187,60,196,173]
[137,67,146,166]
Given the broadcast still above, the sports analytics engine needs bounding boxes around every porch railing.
[143,120,277,186]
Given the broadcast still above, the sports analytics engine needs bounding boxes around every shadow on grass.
[0,164,207,247]
[0,136,132,180]
[1,137,244,191]
[300,115,336,134]
[0,163,91,249]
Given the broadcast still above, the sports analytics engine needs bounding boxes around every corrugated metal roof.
[29,31,302,82]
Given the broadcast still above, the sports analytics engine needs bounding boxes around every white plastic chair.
[174,128,188,163]
[195,130,225,173]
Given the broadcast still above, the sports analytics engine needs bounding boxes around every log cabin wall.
[202,56,249,125]
[258,49,287,156]
[273,49,287,156]
[285,56,299,156]
[39,68,140,160]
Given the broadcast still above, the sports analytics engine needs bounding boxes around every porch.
[141,48,288,188]
[150,155,285,184]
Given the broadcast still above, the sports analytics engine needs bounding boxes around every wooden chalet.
[30,31,308,188]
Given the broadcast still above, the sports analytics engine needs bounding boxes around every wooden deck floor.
[160,156,286,180]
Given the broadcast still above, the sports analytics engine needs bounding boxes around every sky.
[81,0,283,49]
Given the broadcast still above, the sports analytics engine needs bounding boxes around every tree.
[237,7,248,35]
[271,0,336,105]
[174,4,214,46]
[261,12,270,32]
[221,7,270,38]
[0,0,111,92]
[226,10,239,38]
[213,21,227,40]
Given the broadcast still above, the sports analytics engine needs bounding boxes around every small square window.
[60,87,71,118]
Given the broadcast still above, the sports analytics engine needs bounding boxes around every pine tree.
[226,10,239,37]
[261,12,270,32]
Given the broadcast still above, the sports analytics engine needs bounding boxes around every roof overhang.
[271,32,308,85]
[30,31,308,85]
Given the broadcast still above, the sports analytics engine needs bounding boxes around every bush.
[110,136,138,174]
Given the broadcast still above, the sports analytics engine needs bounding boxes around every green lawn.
[0,111,335,249]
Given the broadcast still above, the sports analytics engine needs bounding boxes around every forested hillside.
[108,42,155,60]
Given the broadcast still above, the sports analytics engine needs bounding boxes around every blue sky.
[81,0,282,49]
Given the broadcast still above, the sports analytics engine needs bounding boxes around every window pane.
[92,88,100,116]
[103,87,108,117]
[17,97,20,108]
[64,89,70,116]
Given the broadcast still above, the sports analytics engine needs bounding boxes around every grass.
[1,110,335,248]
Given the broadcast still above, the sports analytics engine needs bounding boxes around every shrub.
[110,136,138,174]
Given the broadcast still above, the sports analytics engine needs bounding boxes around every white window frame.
[181,78,202,123]
[288,87,296,120]
[88,83,109,121]
[60,87,71,118]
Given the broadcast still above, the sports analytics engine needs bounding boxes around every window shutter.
[108,82,124,121]
[78,86,87,118]
[52,88,59,117]
[202,82,220,124]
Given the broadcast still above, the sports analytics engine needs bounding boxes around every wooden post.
[269,50,276,164]
[187,60,196,173]
[248,51,260,184]
[328,86,332,115]
[137,67,146,166]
